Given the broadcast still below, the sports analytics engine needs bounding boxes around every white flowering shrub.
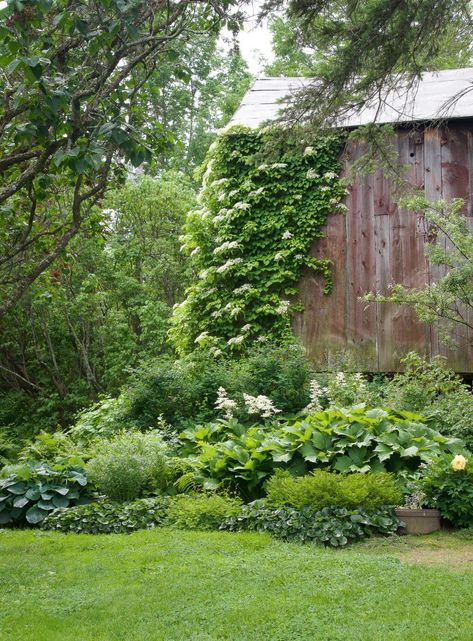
[169,125,346,356]
[243,393,281,418]
[304,371,371,412]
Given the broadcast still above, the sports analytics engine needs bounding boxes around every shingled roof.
[230,68,473,128]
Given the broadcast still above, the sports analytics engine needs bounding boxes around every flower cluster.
[243,393,281,418]
[215,387,238,420]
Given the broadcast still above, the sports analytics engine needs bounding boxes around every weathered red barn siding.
[294,122,473,372]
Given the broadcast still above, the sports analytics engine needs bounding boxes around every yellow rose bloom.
[451,454,468,471]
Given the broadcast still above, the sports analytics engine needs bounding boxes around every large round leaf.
[25,506,48,524]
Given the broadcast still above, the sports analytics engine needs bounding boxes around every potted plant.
[395,489,441,535]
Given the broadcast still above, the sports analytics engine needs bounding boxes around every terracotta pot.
[395,508,441,534]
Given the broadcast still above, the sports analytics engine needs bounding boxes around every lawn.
[1,529,472,641]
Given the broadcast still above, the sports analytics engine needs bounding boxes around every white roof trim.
[230,68,473,128]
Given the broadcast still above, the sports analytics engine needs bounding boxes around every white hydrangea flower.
[215,387,238,420]
[233,283,253,295]
[199,269,210,280]
[241,324,252,333]
[256,335,268,343]
[211,309,224,319]
[258,163,269,171]
[216,258,243,273]
[306,169,319,179]
[190,247,200,257]
[243,393,281,418]
[249,187,266,198]
[275,300,290,315]
[233,202,251,211]
[227,335,245,346]
[271,162,287,169]
[228,189,239,199]
[303,146,316,156]
[212,178,229,187]
[320,185,331,192]
[282,231,293,240]
[274,253,284,261]
[229,306,242,318]
[213,240,240,255]
[194,331,209,344]
[294,194,303,200]
[323,171,338,180]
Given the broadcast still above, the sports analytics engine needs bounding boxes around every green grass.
[1,529,472,641]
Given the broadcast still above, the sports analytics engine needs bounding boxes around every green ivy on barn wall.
[170,125,346,356]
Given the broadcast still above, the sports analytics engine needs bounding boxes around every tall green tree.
[0,174,195,434]
[0,0,242,318]
[261,0,473,125]
[133,36,252,173]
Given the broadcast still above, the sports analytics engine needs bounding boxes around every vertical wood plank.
[438,124,472,370]
[345,139,377,370]
[423,127,443,360]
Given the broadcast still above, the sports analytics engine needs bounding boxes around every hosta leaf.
[25,488,41,501]
[52,495,70,508]
[13,496,29,509]
[25,506,48,524]
[6,482,26,495]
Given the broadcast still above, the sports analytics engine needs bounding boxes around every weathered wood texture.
[295,122,473,372]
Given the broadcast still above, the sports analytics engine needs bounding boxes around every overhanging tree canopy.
[0,0,242,318]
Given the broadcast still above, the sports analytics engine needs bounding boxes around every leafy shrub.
[235,343,312,415]
[41,496,170,534]
[383,353,473,449]
[68,395,132,441]
[0,462,90,526]
[86,431,173,502]
[421,455,473,528]
[18,430,88,465]
[166,493,241,531]
[265,470,402,511]
[124,343,313,430]
[222,501,400,547]
[179,406,462,498]
[0,429,20,466]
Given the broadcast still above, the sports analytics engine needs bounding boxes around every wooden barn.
[231,68,473,373]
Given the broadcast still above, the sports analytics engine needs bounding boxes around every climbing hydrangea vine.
[170,125,346,356]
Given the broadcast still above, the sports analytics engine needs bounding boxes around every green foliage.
[170,125,346,355]
[69,396,132,441]
[138,37,252,173]
[422,456,473,528]
[86,431,173,502]
[0,0,238,317]
[0,173,195,434]
[222,502,400,547]
[166,494,241,531]
[0,462,89,526]
[126,342,313,430]
[41,496,170,535]
[18,431,87,466]
[265,1,472,127]
[266,470,402,511]
[382,353,473,449]
[180,406,463,498]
